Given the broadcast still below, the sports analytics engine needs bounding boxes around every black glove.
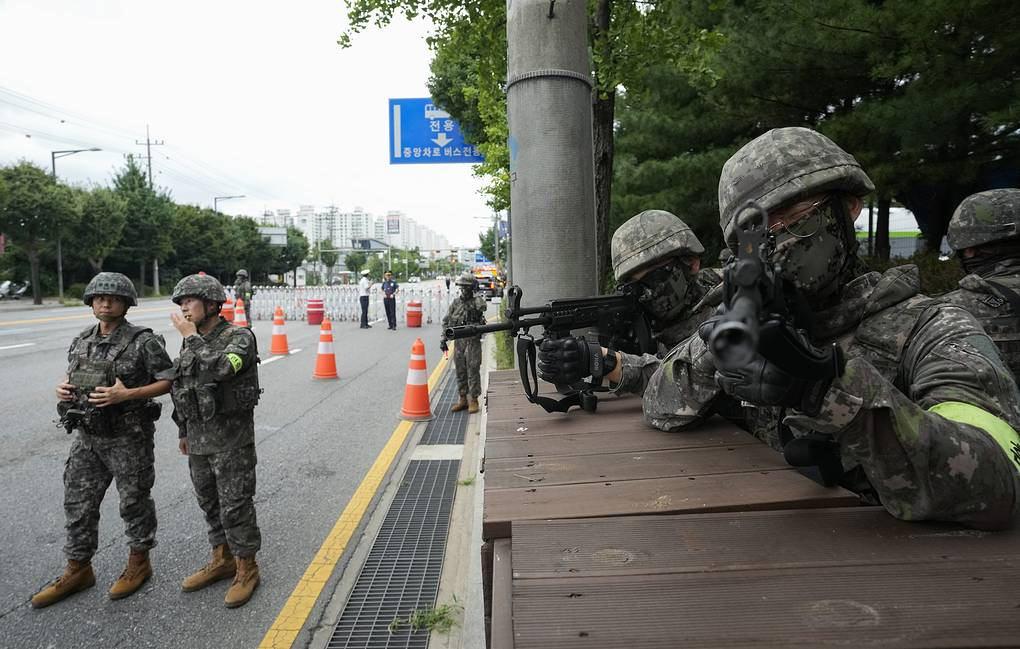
[439,337,449,353]
[537,336,607,385]
[714,356,832,416]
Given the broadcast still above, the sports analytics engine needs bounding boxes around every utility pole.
[135,124,165,188]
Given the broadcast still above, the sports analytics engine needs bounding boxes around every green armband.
[226,353,244,373]
[929,401,1020,471]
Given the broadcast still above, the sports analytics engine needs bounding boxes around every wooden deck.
[482,369,1020,648]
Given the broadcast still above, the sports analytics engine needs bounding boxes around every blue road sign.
[389,98,485,165]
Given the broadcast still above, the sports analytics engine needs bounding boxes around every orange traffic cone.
[221,298,235,323]
[400,338,433,421]
[270,306,290,355]
[233,299,249,327]
[313,319,339,379]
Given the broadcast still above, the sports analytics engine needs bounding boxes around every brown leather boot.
[224,555,260,608]
[182,544,236,592]
[31,559,96,608]
[450,396,468,412]
[468,397,480,414]
[109,549,152,600]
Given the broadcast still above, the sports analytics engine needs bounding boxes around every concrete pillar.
[506,0,597,305]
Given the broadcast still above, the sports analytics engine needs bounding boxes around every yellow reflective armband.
[929,401,1020,471]
[226,353,244,373]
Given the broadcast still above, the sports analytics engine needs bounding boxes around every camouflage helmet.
[455,272,477,287]
[946,189,1020,251]
[236,269,249,278]
[719,127,874,248]
[611,210,705,281]
[172,274,227,305]
[83,272,137,307]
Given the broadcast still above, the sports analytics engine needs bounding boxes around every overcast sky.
[0,0,493,247]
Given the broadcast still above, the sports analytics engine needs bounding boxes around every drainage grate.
[420,377,468,445]
[327,459,461,649]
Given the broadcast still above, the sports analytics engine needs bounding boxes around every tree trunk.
[88,258,103,274]
[152,258,161,296]
[592,0,615,292]
[876,196,891,262]
[27,247,42,305]
[138,259,146,297]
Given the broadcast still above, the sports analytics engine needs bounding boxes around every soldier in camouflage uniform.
[638,127,1020,530]
[32,272,172,608]
[942,189,1020,378]
[537,210,721,395]
[442,272,487,413]
[233,269,253,326]
[169,274,263,608]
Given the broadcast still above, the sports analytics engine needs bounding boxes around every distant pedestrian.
[32,272,172,608]
[169,274,263,608]
[359,269,372,329]
[444,275,451,291]
[233,269,253,327]
[382,270,399,330]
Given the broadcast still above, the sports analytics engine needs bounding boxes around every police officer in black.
[382,270,399,330]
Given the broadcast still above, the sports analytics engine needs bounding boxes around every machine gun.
[707,200,845,486]
[58,387,114,436]
[444,285,654,413]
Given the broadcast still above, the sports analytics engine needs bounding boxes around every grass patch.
[458,477,475,486]
[388,599,462,634]
[493,294,514,370]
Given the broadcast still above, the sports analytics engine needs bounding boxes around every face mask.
[769,201,850,299]
[460,287,474,299]
[636,262,691,322]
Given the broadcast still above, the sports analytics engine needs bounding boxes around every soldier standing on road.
[640,127,1020,529]
[358,268,372,329]
[233,269,253,326]
[32,272,172,608]
[537,210,721,397]
[442,272,487,413]
[942,189,1020,379]
[382,270,399,330]
[169,274,263,608]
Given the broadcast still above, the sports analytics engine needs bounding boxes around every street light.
[214,195,246,215]
[51,148,102,299]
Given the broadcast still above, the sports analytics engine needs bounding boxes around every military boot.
[109,549,152,600]
[450,396,468,412]
[468,397,480,414]
[31,559,96,608]
[182,544,236,592]
[224,555,260,608]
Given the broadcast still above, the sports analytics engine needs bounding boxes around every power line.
[135,124,165,189]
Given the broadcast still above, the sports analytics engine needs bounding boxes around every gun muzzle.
[708,296,759,370]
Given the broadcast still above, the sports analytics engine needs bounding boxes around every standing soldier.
[943,188,1020,378]
[233,269,253,326]
[538,210,722,397]
[382,270,399,330]
[442,272,487,413]
[32,272,172,608]
[169,274,263,608]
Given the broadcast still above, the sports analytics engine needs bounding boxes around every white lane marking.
[0,342,36,351]
[260,348,302,365]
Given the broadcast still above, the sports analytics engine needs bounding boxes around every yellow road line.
[0,305,169,327]
[259,351,449,649]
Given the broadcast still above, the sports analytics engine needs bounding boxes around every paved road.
[0,286,449,648]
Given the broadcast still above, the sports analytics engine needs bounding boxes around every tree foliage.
[72,186,128,273]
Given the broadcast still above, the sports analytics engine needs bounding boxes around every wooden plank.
[486,409,658,439]
[485,393,642,423]
[510,562,1020,648]
[490,538,514,649]
[510,508,1020,579]
[485,444,788,489]
[483,470,859,539]
[484,419,756,460]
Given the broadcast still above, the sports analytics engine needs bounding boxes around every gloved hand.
[439,337,449,353]
[714,356,833,416]
[537,336,606,385]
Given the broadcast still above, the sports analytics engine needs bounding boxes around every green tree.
[110,156,174,294]
[165,204,234,281]
[478,226,496,263]
[344,250,367,275]
[0,162,78,303]
[319,239,339,283]
[72,187,128,273]
[276,226,309,287]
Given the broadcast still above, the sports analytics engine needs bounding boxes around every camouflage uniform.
[643,128,1020,529]
[61,277,172,561]
[443,281,487,399]
[171,275,262,557]
[942,189,1020,378]
[233,270,253,324]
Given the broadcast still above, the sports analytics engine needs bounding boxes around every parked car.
[474,273,503,299]
[407,276,421,283]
